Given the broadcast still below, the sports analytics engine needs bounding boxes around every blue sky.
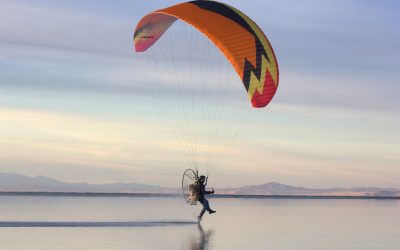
[0,0,399,188]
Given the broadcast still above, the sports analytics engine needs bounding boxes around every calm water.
[0,196,399,250]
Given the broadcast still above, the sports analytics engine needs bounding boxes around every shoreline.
[0,192,399,200]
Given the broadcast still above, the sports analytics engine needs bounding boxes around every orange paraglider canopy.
[134,0,279,108]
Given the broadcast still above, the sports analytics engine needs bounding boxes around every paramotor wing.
[134,0,279,108]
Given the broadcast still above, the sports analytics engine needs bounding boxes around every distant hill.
[1,173,399,197]
[0,173,175,193]
[220,181,400,197]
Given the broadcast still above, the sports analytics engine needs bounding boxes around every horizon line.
[0,191,399,200]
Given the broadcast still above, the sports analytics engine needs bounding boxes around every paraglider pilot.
[198,175,216,223]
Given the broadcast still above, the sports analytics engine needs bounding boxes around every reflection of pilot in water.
[197,175,216,223]
[189,224,214,250]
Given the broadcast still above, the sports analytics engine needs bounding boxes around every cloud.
[0,0,399,187]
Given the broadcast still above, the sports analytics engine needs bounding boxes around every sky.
[0,0,399,188]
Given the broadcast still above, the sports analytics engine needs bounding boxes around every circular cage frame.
[182,169,199,205]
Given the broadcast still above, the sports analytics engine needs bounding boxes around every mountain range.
[1,173,399,197]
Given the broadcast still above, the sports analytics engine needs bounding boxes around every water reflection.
[188,224,214,250]
[0,220,197,227]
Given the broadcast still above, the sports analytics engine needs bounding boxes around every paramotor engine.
[182,169,200,205]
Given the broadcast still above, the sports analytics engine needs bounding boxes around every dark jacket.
[198,183,213,202]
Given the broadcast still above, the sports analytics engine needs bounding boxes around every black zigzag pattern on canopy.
[190,1,270,91]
